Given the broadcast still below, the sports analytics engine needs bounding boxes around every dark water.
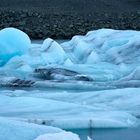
[32,39,69,44]
[69,127,140,140]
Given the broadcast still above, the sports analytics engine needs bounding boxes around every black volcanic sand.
[0,0,140,39]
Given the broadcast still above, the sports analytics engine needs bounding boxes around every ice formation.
[0,117,63,140]
[41,38,72,65]
[61,29,140,64]
[0,28,140,139]
[1,28,140,82]
[0,28,31,66]
[0,93,137,129]
[34,131,80,140]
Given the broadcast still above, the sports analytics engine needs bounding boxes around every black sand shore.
[0,0,140,39]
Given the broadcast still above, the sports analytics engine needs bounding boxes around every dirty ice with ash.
[0,27,140,140]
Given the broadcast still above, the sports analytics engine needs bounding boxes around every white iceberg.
[61,29,140,65]
[1,28,140,83]
[34,131,80,140]
[0,117,63,140]
[36,87,140,116]
[0,28,140,137]
[41,38,72,65]
[0,94,137,129]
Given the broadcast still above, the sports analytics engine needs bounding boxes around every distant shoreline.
[0,0,140,39]
[0,9,140,39]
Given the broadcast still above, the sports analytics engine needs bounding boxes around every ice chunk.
[41,38,72,65]
[38,87,140,116]
[34,131,80,140]
[62,29,140,65]
[10,38,73,69]
[0,28,31,66]
[0,94,137,129]
[120,66,140,81]
[0,117,62,140]
[4,56,33,75]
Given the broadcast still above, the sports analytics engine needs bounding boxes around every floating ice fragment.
[0,28,31,66]
[34,131,81,140]
[0,117,62,140]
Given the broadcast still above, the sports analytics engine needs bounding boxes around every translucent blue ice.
[1,28,140,138]
[0,28,31,66]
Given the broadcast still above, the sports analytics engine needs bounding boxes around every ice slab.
[0,117,63,140]
[34,131,80,140]
[32,88,140,116]
[0,94,137,129]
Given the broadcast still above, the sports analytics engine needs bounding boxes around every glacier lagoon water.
[71,127,140,140]
[1,28,140,140]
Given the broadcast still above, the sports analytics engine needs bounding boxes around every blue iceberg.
[0,28,31,66]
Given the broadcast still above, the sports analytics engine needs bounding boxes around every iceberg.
[0,117,80,140]
[0,117,63,140]
[32,88,140,116]
[1,28,140,83]
[0,94,137,129]
[0,28,31,66]
[41,38,72,65]
[61,29,140,65]
[34,131,80,140]
[0,28,140,138]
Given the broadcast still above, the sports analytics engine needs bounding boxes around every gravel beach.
[0,0,140,39]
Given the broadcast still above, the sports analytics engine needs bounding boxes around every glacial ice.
[0,94,137,129]
[0,117,63,140]
[0,28,140,138]
[41,38,72,65]
[32,88,140,116]
[1,28,140,82]
[0,28,31,66]
[61,29,140,65]
[34,131,80,140]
